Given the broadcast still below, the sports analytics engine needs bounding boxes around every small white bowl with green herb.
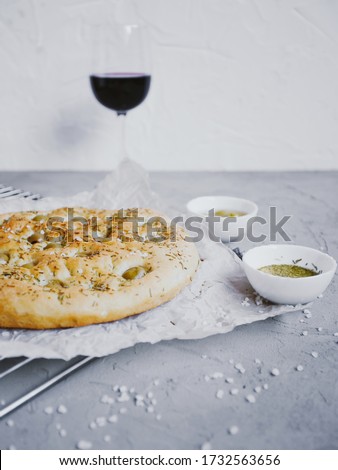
[186,196,258,242]
[242,244,337,304]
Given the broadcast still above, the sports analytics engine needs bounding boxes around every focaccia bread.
[0,207,199,329]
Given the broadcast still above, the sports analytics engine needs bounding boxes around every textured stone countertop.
[0,170,337,450]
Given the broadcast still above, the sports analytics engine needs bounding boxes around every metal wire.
[0,357,94,419]
[0,184,41,200]
[0,358,34,380]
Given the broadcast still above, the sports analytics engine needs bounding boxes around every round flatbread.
[0,207,199,329]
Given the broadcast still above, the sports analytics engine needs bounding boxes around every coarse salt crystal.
[254,358,261,365]
[235,363,245,374]
[225,377,234,384]
[104,435,111,442]
[77,440,92,450]
[201,441,212,450]
[334,333,338,337]
[108,415,118,423]
[211,372,223,379]
[301,331,308,336]
[317,327,323,332]
[153,379,160,386]
[204,375,210,382]
[119,385,128,393]
[228,426,239,435]
[147,406,154,413]
[6,419,14,427]
[230,388,239,396]
[1,331,10,338]
[96,416,107,427]
[263,383,269,390]
[201,355,207,359]
[254,386,262,393]
[296,365,304,372]
[120,408,127,414]
[147,391,154,399]
[117,392,130,403]
[271,368,280,376]
[311,351,319,358]
[57,405,67,414]
[44,406,53,415]
[246,394,256,403]
[112,385,119,392]
[216,390,224,399]
[135,400,144,408]
[156,414,162,421]
[303,309,311,314]
[89,422,96,430]
[59,429,67,437]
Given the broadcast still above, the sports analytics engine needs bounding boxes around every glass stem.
[116,112,128,161]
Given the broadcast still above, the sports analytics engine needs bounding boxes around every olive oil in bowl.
[242,244,337,304]
[215,210,247,217]
[259,264,318,278]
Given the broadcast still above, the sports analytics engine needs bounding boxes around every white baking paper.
[0,159,301,359]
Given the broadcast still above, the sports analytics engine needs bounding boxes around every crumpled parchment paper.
[0,160,301,359]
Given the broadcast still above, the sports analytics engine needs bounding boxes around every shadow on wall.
[51,103,98,151]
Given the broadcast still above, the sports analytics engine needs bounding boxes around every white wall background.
[0,0,338,171]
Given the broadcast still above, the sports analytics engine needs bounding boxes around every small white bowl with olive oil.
[186,196,258,242]
[242,244,337,305]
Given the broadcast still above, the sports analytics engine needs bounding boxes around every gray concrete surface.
[0,170,337,450]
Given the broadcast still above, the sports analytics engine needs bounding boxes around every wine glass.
[89,23,151,161]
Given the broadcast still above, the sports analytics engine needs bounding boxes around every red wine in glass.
[90,73,151,116]
[89,24,151,162]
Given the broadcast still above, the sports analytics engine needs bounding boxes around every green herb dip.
[215,210,247,217]
[259,264,318,278]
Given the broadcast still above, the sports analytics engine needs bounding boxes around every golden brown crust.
[0,207,199,329]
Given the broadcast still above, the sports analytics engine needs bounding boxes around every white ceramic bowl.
[242,244,337,305]
[186,196,258,242]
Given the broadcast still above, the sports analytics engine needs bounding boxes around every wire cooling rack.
[0,357,94,418]
[0,184,41,200]
[0,184,94,419]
